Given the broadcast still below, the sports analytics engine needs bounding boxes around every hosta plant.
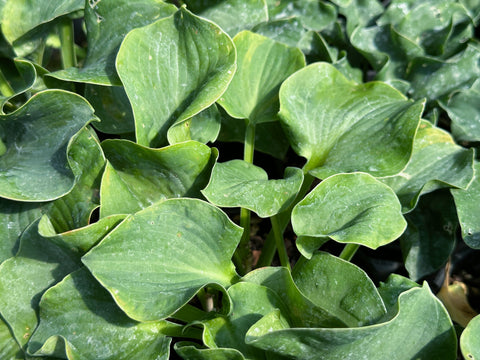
[0,0,480,359]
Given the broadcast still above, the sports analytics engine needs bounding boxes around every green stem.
[171,304,210,323]
[59,18,76,69]
[160,322,203,340]
[339,243,360,262]
[271,215,290,270]
[0,67,15,97]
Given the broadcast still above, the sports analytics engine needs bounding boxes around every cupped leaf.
[0,90,97,201]
[100,140,214,217]
[202,282,289,359]
[175,342,246,360]
[49,0,176,85]
[202,160,303,218]
[377,274,419,320]
[196,0,268,37]
[292,252,386,327]
[84,85,135,135]
[116,7,236,147]
[461,314,480,360]
[243,267,345,328]
[218,31,305,125]
[379,120,475,213]
[28,267,173,360]
[0,220,81,348]
[293,173,406,256]
[452,162,480,249]
[439,79,480,142]
[82,198,242,321]
[245,284,456,360]
[400,191,457,281]
[278,62,422,177]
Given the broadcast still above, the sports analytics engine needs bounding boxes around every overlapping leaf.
[28,268,174,360]
[380,120,475,213]
[293,173,406,257]
[100,140,214,217]
[0,317,22,359]
[49,0,177,85]
[245,285,456,359]
[82,198,242,321]
[116,7,236,147]
[0,90,97,201]
[278,62,422,177]
[218,31,305,125]
[202,160,303,217]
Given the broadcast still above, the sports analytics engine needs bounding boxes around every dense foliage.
[0,0,480,359]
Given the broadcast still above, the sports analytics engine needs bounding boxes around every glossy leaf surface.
[293,173,406,255]
[50,0,176,85]
[100,140,214,217]
[0,90,96,201]
[28,268,172,360]
[292,252,386,327]
[218,31,305,125]
[83,198,242,321]
[202,160,303,217]
[279,63,422,177]
[116,7,236,147]
[245,285,456,360]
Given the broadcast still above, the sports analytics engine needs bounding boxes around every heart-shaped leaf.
[292,252,386,326]
[380,120,475,213]
[0,221,81,348]
[0,90,97,201]
[218,31,305,125]
[461,314,480,360]
[202,160,303,217]
[49,0,177,85]
[116,7,236,147]
[452,162,480,249]
[82,198,242,321]
[28,267,173,360]
[245,284,456,360]
[293,173,406,257]
[100,140,214,217]
[278,62,422,177]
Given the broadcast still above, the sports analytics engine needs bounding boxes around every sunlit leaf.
[460,315,480,359]
[175,342,246,360]
[293,173,406,256]
[116,7,236,147]
[0,317,22,359]
[82,198,242,321]
[202,160,303,217]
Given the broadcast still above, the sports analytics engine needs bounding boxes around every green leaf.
[278,62,422,177]
[0,317,22,360]
[175,342,246,360]
[49,0,176,85]
[337,0,384,35]
[452,162,480,249]
[84,85,135,135]
[407,44,480,101]
[400,191,457,281]
[377,274,420,320]
[292,252,386,327]
[116,7,236,147]
[461,314,480,360]
[380,120,475,213]
[0,90,97,201]
[293,173,406,256]
[28,267,173,360]
[46,126,105,232]
[202,160,303,217]
[245,284,456,360]
[0,220,81,348]
[243,267,345,328]
[197,0,268,37]
[439,79,480,142]
[218,31,304,125]
[1,0,83,54]
[202,282,289,358]
[82,198,242,321]
[100,140,214,217]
